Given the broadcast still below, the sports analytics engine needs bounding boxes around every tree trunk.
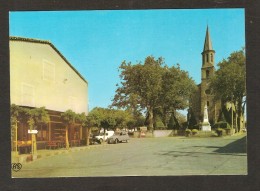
[147,107,154,131]
[65,126,69,149]
[86,127,91,146]
[162,108,168,129]
[237,99,243,132]
[173,112,180,130]
[31,133,37,155]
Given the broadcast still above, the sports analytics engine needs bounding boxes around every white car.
[94,130,114,144]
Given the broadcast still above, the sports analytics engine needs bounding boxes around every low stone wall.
[153,130,173,137]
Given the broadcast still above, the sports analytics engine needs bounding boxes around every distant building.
[189,26,221,126]
[10,36,88,145]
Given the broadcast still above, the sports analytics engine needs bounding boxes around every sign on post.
[28,130,38,134]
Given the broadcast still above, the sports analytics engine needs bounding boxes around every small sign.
[28,130,38,134]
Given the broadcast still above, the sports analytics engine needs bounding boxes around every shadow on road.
[214,136,246,154]
[157,136,247,158]
[192,136,247,154]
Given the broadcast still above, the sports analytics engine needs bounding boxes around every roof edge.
[10,36,88,84]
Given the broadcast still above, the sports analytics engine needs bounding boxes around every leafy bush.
[191,129,199,135]
[185,129,192,137]
[216,128,225,137]
[213,121,230,129]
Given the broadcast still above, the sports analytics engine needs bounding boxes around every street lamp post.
[28,129,38,160]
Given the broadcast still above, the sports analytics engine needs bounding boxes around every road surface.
[12,134,247,177]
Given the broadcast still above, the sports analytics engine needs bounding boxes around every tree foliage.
[61,109,77,149]
[29,107,50,130]
[210,48,246,132]
[112,56,196,130]
[87,107,138,130]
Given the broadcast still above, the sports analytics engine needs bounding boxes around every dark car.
[107,132,130,144]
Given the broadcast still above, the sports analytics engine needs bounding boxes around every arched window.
[206,54,209,62]
[207,101,209,107]
[211,54,213,62]
[206,70,210,78]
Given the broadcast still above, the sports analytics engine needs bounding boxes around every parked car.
[107,131,130,144]
[94,130,114,144]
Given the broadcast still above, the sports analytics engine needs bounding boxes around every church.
[188,26,221,126]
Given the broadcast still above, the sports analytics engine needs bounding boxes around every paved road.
[13,134,247,177]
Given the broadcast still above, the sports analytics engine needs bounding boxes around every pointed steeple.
[203,26,213,51]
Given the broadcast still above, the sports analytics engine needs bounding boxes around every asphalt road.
[13,134,247,177]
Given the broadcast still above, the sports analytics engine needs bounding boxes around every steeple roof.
[203,26,213,52]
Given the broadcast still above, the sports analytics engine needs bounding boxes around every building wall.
[10,39,88,115]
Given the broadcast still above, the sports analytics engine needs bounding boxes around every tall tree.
[112,56,195,130]
[76,112,87,144]
[10,104,21,141]
[210,49,246,132]
[112,56,165,130]
[30,107,50,131]
[61,110,76,149]
[160,64,196,126]
[10,104,23,153]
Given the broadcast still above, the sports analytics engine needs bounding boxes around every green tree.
[112,56,166,130]
[10,104,21,141]
[29,107,50,130]
[210,49,246,132]
[112,56,195,130]
[187,108,197,128]
[61,110,77,149]
[87,107,140,132]
[160,65,196,125]
[10,104,23,153]
[76,112,87,144]
[76,112,87,129]
[86,108,104,145]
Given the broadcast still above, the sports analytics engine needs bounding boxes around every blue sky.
[9,9,245,112]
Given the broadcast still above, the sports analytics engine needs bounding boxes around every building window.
[43,60,55,81]
[206,54,209,62]
[206,70,210,78]
[205,89,210,95]
[211,54,213,62]
[207,101,209,107]
[21,83,35,106]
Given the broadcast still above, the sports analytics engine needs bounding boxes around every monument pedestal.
[201,122,211,131]
[201,104,211,131]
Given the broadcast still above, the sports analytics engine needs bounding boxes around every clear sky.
[9,9,245,112]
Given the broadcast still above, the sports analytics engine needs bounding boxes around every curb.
[13,143,109,164]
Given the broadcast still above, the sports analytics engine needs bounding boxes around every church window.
[206,70,210,78]
[211,54,213,62]
[207,101,209,107]
[206,54,209,62]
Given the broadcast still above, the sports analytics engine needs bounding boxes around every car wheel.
[126,139,129,143]
[99,139,103,144]
[114,139,118,144]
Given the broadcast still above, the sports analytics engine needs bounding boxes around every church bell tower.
[200,26,216,124]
